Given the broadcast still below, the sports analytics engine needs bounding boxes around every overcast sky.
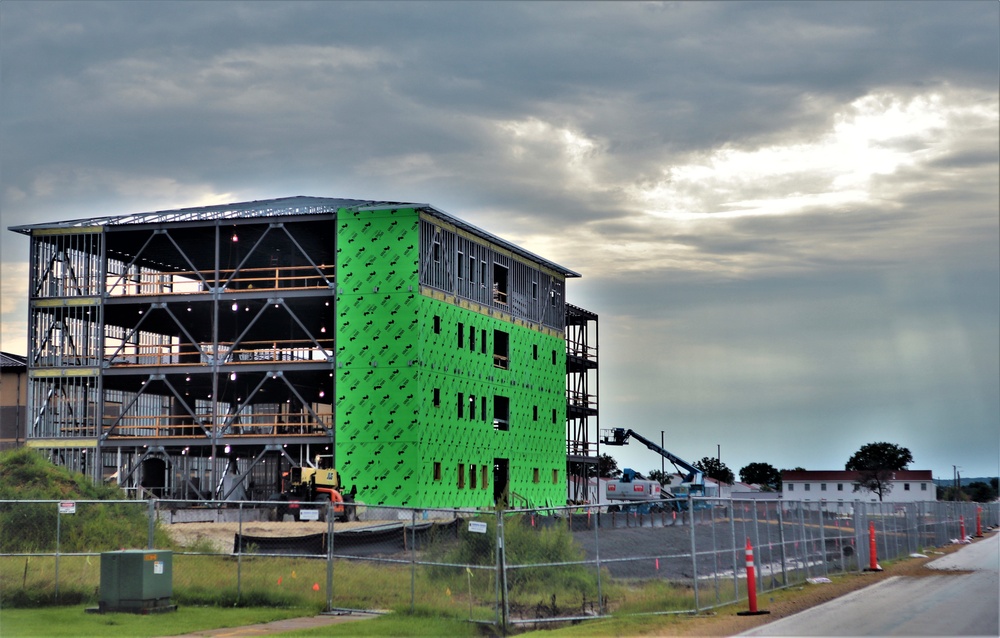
[2,1,997,480]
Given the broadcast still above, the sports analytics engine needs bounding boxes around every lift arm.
[601,428,704,488]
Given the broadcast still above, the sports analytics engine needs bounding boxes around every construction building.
[9,197,599,509]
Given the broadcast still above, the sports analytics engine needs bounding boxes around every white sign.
[468,521,488,534]
[153,561,164,575]
[58,502,76,514]
[299,509,320,521]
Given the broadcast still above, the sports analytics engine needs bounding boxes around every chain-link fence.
[1,497,996,627]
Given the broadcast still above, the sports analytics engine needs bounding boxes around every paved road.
[741,532,1000,636]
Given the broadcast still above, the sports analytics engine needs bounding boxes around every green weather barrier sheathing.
[335,207,567,509]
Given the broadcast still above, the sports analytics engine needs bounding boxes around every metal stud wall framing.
[419,218,567,331]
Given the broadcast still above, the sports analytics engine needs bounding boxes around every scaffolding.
[565,303,599,502]
[11,198,356,500]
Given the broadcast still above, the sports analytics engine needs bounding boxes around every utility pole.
[660,431,665,476]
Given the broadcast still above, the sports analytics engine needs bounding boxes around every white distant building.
[781,470,936,506]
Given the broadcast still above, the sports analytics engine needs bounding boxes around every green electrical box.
[98,550,176,614]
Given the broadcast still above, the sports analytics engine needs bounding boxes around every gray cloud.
[2,0,997,478]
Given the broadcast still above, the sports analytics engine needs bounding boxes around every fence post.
[730,499,741,599]
[325,499,334,612]
[326,501,336,612]
[237,502,243,603]
[798,502,810,579]
[689,494,699,612]
[975,507,984,538]
[55,501,61,603]
[498,510,509,631]
[594,504,604,615]
[818,502,827,577]
[147,498,156,549]
[853,501,863,573]
[776,503,787,587]
[410,509,417,613]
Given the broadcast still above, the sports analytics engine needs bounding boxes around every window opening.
[494,330,509,369]
[481,329,487,354]
[533,344,538,360]
[533,406,538,421]
[533,468,540,484]
[433,388,440,407]
[470,464,477,489]
[481,465,489,489]
[551,408,557,424]
[458,464,465,489]
[433,462,442,481]
[493,396,510,431]
[458,322,464,348]
[434,315,441,334]
[469,325,476,352]
[468,395,476,420]
[433,239,441,262]
[457,251,464,278]
[493,263,508,304]
[481,396,487,421]
[552,469,559,484]
[457,393,464,419]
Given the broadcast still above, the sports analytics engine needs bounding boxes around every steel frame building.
[10,197,600,508]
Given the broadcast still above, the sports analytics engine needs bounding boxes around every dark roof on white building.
[782,469,933,482]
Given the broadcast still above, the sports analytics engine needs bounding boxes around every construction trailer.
[9,197,600,509]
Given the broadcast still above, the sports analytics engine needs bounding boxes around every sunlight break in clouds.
[633,90,995,220]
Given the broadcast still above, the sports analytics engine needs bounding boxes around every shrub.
[430,513,597,596]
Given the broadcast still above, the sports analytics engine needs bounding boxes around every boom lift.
[601,428,705,505]
[272,455,357,522]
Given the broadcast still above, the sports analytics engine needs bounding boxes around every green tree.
[694,457,735,485]
[845,442,913,501]
[646,469,669,485]
[739,462,782,491]
[566,454,622,480]
[598,453,622,479]
[965,481,997,503]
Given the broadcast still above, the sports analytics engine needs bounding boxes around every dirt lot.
[163,520,373,552]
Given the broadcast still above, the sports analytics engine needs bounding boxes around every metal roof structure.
[9,196,580,278]
[0,352,27,369]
